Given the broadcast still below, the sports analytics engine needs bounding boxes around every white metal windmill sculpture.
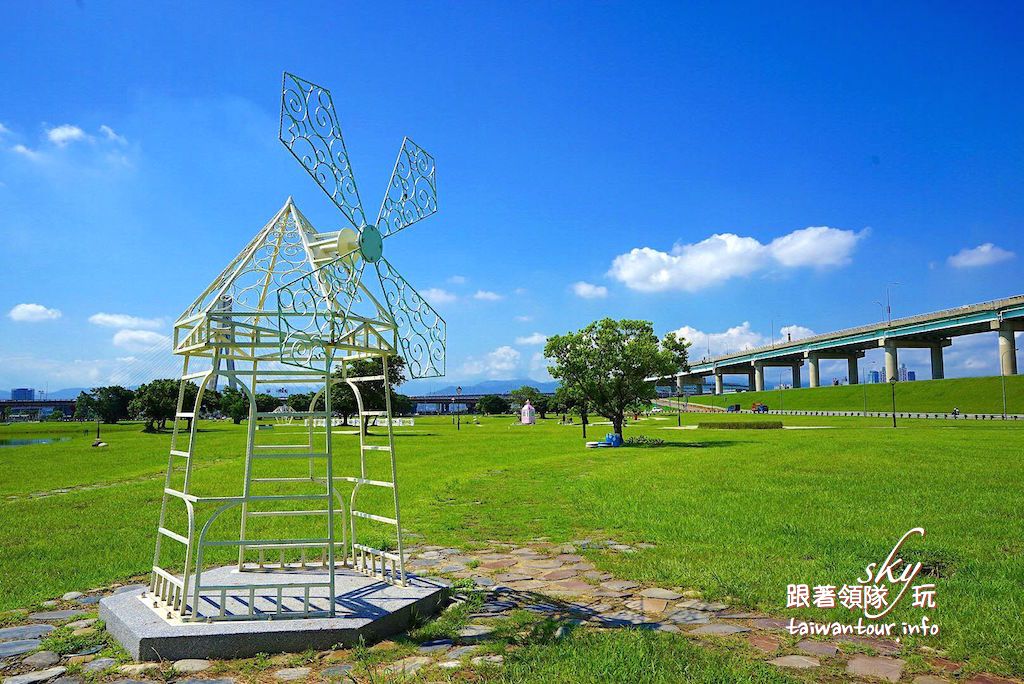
[148,72,444,622]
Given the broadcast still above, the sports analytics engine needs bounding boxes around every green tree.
[553,384,591,437]
[544,318,685,437]
[254,393,279,414]
[73,391,96,421]
[477,394,510,415]
[286,392,314,412]
[332,355,407,434]
[131,380,196,431]
[509,385,548,418]
[220,387,249,424]
[391,393,414,416]
[533,395,550,419]
[76,386,134,424]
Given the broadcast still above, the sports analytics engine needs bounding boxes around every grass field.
[2,412,1023,677]
[678,375,1024,414]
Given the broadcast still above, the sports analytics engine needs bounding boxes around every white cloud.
[46,124,88,147]
[446,275,467,285]
[670,321,817,358]
[572,281,608,299]
[0,123,10,137]
[609,226,867,293]
[779,325,816,342]
[473,290,503,301]
[461,345,521,378]
[515,315,533,323]
[513,287,528,296]
[89,312,163,330]
[99,125,127,144]
[11,144,42,161]
[768,226,866,268]
[528,351,554,382]
[8,303,62,322]
[670,322,766,358]
[112,329,171,352]
[515,332,548,345]
[947,243,1015,269]
[421,287,457,304]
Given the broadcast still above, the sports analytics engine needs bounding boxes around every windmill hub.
[358,224,384,263]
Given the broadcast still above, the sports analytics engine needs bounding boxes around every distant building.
[898,363,910,382]
[907,370,916,381]
[869,370,881,384]
[11,388,35,401]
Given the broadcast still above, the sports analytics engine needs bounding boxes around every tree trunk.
[612,415,624,437]
[581,413,588,439]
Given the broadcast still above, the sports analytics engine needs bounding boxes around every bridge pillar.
[675,375,684,393]
[807,354,820,388]
[847,356,859,384]
[753,362,765,392]
[714,373,723,395]
[884,340,899,382]
[998,324,1018,376]
[747,368,756,391]
[930,344,945,380]
[792,362,802,389]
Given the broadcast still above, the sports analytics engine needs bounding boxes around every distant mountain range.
[4,379,561,401]
[421,379,559,396]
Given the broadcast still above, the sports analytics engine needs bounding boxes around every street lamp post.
[677,384,682,427]
[890,375,898,428]
[885,283,898,326]
[1000,352,1010,419]
[455,386,462,431]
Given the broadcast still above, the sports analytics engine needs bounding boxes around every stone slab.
[0,641,40,658]
[100,566,449,661]
[846,655,905,682]
[688,623,749,636]
[769,655,819,669]
[0,626,53,642]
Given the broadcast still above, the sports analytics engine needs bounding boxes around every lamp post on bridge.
[455,386,462,431]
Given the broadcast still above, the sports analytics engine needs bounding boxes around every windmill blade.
[374,257,446,378]
[280,72,367,229]
[376,137,437,238]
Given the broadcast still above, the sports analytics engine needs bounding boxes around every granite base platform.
[100,565,450,661]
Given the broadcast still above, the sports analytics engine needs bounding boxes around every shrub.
[697,421,783,430]
[624,435,665,447]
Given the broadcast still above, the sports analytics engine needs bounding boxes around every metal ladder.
[150,352,213,618]
[237,365,344,574]
[345,356,406,586]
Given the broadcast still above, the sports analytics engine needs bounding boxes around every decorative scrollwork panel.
[375,257,446,378]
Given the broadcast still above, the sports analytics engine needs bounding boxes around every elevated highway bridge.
[661,294,1024,394]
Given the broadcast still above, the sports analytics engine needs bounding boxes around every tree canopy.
[75,386,135,423]
[509,385,551,419]
[130,379,198,431]
[477,394,510,415]
[544,318,690,436]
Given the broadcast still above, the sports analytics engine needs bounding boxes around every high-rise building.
[898,363,910,382]
[11,388,35,401]
[907,370,916,381]
[868,370,881,384]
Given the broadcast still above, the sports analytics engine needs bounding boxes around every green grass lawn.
[1,413,1022,677]
[678,374,1024,414]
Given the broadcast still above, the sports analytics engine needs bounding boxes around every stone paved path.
[1,541,1021,684]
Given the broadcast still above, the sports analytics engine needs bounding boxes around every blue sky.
[1,1,1022,392]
